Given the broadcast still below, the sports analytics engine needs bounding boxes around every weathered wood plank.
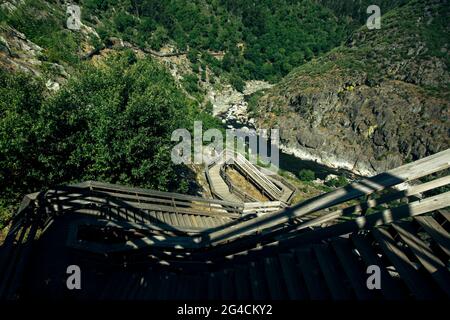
[234,266,252,300]
[330,238,374,300]
[294,248,330,300]
[220,269,235,300]
[415,216,450,256]
[392,222,450,296]
[263,256,287,300]
[248,260,270,300]
[372,228,440,299]
[277,253,309,300]
[207,158,450,244]
[351,234,406,299]
[313,244,353,300]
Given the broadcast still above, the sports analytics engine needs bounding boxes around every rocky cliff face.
[254,0,449,175]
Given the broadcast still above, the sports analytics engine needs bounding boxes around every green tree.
[298,169,316,182]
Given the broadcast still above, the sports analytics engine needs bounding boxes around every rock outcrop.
[254,0,449,175]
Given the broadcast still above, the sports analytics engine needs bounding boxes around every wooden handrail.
[5,149,450,257]
[204,148,450,245]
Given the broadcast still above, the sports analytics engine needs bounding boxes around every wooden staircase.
[0,149,449,300]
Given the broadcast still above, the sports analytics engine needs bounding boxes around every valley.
[0,0,448,230]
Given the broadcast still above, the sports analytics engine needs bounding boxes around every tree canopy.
[0,53,220,227]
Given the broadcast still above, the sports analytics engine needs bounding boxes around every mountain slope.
[253,0,449,175]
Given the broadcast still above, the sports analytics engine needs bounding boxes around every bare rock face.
[254,0,450,175]
[0,26,43,76]
[267,79,448,175]
[0,25,70,89]
[0,35,12,56]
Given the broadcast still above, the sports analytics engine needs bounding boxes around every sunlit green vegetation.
[0,52,221,228]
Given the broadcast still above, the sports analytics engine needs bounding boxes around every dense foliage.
[0,53,219,228]
[82,0,350,83]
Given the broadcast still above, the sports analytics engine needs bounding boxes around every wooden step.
[139,271,160,300]
[415,216,450,256]
[157,273,176,300]
[392,222,450,296]
[294,248,329,300]
[234,265,252,300]
[372,228,440,299]
[351,234,405,299]
[263,256,288,300]
[277,253,309,300]
[330,238,375,300]
[207,272,221,300]
[313,244,353,300]
[248,260,270,300]
[220,269,235,300]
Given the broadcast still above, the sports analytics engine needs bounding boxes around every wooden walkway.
[95,209,450,300]
[0,149,449,300]
[205,149,295,206]
[207,161,242,203]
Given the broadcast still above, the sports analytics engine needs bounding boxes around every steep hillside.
[253,0,449,175]
[317,0,409,25]
[0,0,357,89]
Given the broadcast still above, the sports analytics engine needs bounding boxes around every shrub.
[298,169,315,182]
[325,176,348,188]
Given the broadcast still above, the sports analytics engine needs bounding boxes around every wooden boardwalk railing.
[205,149,294,205]
[0,149,449,300]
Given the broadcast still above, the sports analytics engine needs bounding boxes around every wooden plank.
[274,191,450,251]
[157,273,176,300]
[392,222,450,296]
[1,220,39,299]
[415,216,450,256]
[351,234,406,299]
[121,274,141,300]
[126,274,146,300]
[220,269,235,300]
[330,238,374,300]
[171,213,182,227]
[98,274,117,300]
[192,274,208,300]
[207,178,450,246]
[438,209,450,223]
[180,214,191,228]
[313,244,353,300]
[277,253,309,300]
[294,248,329,300]
[372,228,440,299]
[174,275,189,300]
[234,266,252,300]
[165,213,176,226]
[141,271,161,300]
[132,274,151,300]
[155,211,164,223]
[0,223,30,298]
[189,214,199,228]
[207,272,221,300]
[202,216,213,228]
[248,260,270,300]
[263,256,288,300]
[183,275,202,300]
[101,272,128,300]
[297,175,450,228]
[89,180,242,207]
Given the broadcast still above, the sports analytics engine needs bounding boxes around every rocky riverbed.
[207,80,361,179]
[208,80,273,128]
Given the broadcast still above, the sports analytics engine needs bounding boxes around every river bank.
[207,81,363,182]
